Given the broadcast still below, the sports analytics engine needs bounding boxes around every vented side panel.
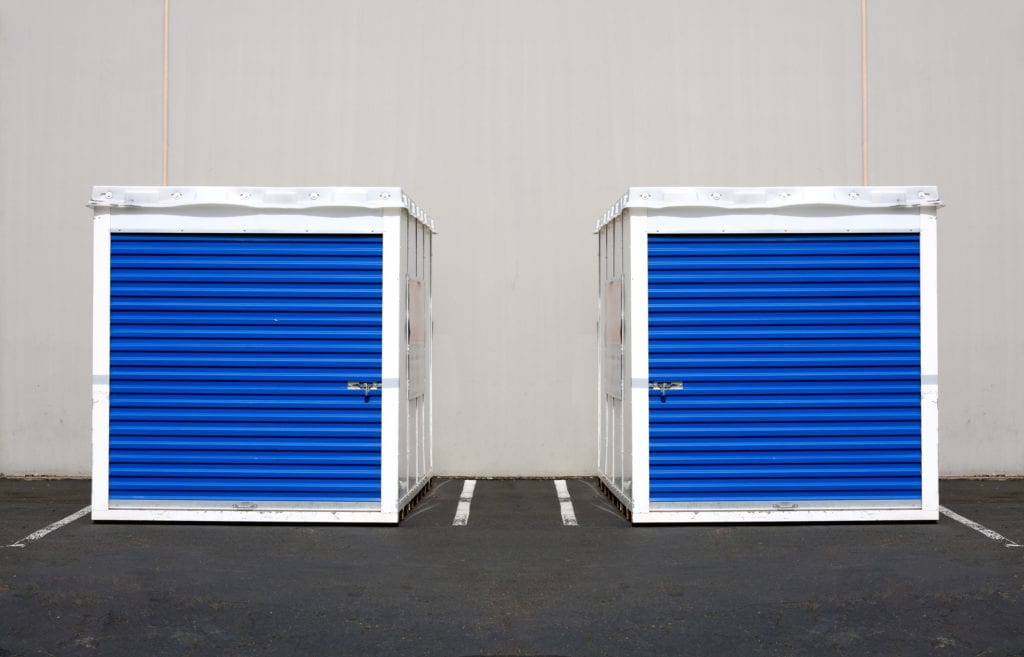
[109,234,383,502]
[648,234,922,503]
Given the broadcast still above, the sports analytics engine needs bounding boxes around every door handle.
[649,381,683,399]
[347,381,382,401]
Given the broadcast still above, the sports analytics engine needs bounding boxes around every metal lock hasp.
[649,381,684,399]
[347,381,383,400]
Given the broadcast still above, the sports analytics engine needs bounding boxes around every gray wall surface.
[869,1,1024,475]
[1,0,1022,476]
[0,2,162,475]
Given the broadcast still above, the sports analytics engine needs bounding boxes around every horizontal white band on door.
[108,500,381,511]
[648,499,922,511]
[93,508,399,523]
[110,213,384,234]
[633,508,938,524]
[647,214,921,234]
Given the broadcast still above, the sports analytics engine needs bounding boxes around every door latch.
[649,381,684,399]
[348,381,382,400]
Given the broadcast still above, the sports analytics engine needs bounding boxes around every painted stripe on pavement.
[555,480,578,526]
[452,480,476,526]
[940,505,1021,548]
[5,506,92,548]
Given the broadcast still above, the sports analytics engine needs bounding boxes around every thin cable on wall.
[861,0,869,186]
[162,0,169,186]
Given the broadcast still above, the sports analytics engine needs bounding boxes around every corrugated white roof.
[597,186,941,231]
[90,186,435,232]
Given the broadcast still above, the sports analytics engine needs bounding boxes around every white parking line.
[5,506,92,548]
[940,505,1022,548]
[452,480,476,526]
[554,480,578,526]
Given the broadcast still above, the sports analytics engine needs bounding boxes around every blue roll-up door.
[108,234,383,503]
[648,234,921,503]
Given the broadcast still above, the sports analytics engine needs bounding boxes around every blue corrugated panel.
[109,235,383,502]
[648,234,921,503]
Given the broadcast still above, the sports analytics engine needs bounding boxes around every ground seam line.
[452,480,476,526]
[555,480,578,526]
[5,505,92,548]
[939,505,1022,548]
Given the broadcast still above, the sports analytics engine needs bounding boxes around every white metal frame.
[918,206,940,519]
[627,209,650,516]
[91,209,112,517]
[597,212,634,506]
[597,187,941,524]
[90,186,434,524]
[395,212,433,510]
[379,207,402,518]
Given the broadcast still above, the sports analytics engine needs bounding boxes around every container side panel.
[626,211,647,508]
[597,226,608,479]
[648,234,922,503]
[424,226,434,479]
[397,214,411,501]
[401,212,431,501]
[108,234,383,502]
[598,216,629,501]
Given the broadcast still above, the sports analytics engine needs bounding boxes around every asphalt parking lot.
[1,478,1022,656]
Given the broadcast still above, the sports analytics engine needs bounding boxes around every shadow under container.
[90,186,434,523]
[597,187,940,524]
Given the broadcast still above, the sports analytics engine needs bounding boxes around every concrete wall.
[870,1,1024,474]
[1,0,1021,476]
[0,2,162,475]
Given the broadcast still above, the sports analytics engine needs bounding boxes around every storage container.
[90,186,434,523]
[597,187,940,523]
